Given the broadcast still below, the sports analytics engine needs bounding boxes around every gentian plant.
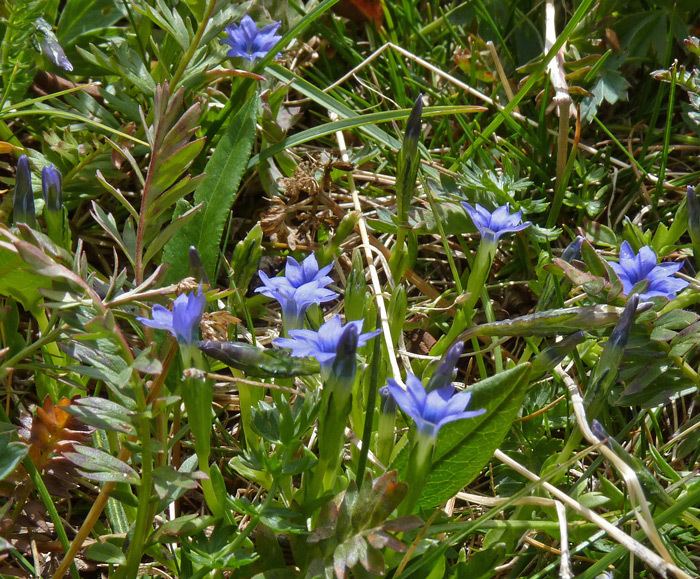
[607,241,688,301]
[434,203,530,355]
[386,343,485,513]
[276,315,380,496]
[137,287,222,517]
[222,15,282,63]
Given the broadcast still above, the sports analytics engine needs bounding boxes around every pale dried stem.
[486,41,517,108]
[332,118,403,383]
[554,365,675,565]
[545,0,572,186]
[494,449,689,578]
[555,500,574,579]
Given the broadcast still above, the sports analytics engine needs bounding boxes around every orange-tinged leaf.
[333,0,383,26]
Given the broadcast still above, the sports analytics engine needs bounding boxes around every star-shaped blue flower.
[608,241,688,301]
[274,315,380,372]
[137,288,206,345]
[461,202,531,243]
[256,254,338,325]
[221,15,282,62]
[386,373,485,439]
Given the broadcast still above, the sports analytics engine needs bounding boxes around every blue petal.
[619,241,635,262]
[285,256,304,287]
[387,379,421,423]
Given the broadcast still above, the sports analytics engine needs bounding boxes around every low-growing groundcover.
[0,0,699,577]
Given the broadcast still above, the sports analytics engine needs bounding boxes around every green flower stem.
[309,377,353,499]
[376,403,396,466]
[235,368,263,449]
[356,324,382,488]
[432,239,497,357]
[463,238,497,315]
[169,0,217,89]
[116,381,154,579]
[180,346,223,517]
[398,432,435,516]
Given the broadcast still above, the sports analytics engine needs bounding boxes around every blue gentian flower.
[386,373,485,439]
[222,15,282,62]
[608,241,688,301]
[256,254,338,326]
[461,202,531,243]
[137,287,206,345]
[274,315,380,374]
[41,164,62,211]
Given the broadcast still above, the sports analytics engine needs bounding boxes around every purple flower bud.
[36,18,73,72]
[221,15,282,62]
[561,235,584,263]
[426,341,463,392]
[41,164,62,212]
[13,155,36,227]
[188,246,209,285]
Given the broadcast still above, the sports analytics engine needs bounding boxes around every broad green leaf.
[85,541,126,565]
[163,93,259,282]
[64,445,139,485]
[63,397,136,436]
[0,245,50,310]
[392,364,531,509]
[0,430,29,481]
[57,0,127,45]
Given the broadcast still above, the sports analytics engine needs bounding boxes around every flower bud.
[188,245,210,285]
[13,155,36,227]
[329,323,359,387]
[36,17,73,72]
[41,164,62,212]
[561,235,584,263]
[427,342,464,391]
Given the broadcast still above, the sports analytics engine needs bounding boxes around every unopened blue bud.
[330,324,359,386]
[41,164,62,212]
[561,235,584,262]
[427,341,464,391]
[188,245,210,285]
[13,155,36,227]
[36,18,73,72]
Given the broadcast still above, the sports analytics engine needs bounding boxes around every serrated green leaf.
[163,93,259,282]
